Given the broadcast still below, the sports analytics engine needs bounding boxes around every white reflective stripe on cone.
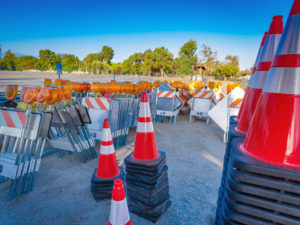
[249,71,269,89]
[248,45,264,87]
[100,144,115,155]
[101,128,113,141]
[259,34,281,62]
[254,47,263,67]
[109,198,130,225]
[276,14,300,55]
[248,74,255,87]
[139,102,151,118]
[136,121,154,133]
[263,67,300,94]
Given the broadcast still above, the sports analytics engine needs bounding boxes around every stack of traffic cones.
[236,15,283,134]
[222,16,283,178]
[234,31,268,124]
[216,15,284,224]
[233,15,283,144]
[108,179,131,225]
[226,31,268,160]
[124,92,171,223]
[216,0,300,224]
[91,119,125,201]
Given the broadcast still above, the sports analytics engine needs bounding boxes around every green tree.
[175,40,198,76]
[225,55,239,67]
[239,69,251,77]
[212,65,239,80]
[144,47,173,77]
[82,53,102,73]
[57,54,80,72]
[199,44,220,75]
[16,56,37,70]
[122,52,144,74]
[100,46,114,63]
[102,61,110,74]
[110,62,123,75]
[179,39,197,58]
[92,60,102,74]
[35,49,59,71]
[1,50,17,70]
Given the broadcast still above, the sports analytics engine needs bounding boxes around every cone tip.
[103,119,110,128]
[268,15,283,35]
[114,179,122,186]
[290,0,300,16]
[140,92,149,102]
[112,179,125,201]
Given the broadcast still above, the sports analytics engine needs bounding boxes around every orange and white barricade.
[155,91,184,124]
[189,88,214,124]
[208,87,245,142]
[82,97,111,140]
[212,88,226,106]
[0,109,52,200]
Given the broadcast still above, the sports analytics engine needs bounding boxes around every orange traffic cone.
[236,31,268,121]
[97,119,120,178]
[242,0,300,169]
[133,92,159,161]
[108,179,131,225]
[236,15,283,133]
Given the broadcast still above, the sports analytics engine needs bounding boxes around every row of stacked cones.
[91,92,171,224]
[216,1,300,224]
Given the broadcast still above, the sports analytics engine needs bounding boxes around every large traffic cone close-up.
[242,1,300,168]
[216,1,300,224]
[108,179,131,225]
[236,15,283,134]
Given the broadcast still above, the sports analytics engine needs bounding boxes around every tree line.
[0,41,251,79]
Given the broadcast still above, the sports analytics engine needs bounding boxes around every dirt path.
[0,117,225,225]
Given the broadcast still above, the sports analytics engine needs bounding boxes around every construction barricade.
[12,81,97,163]
[188,81,222,124]
[208,86,244,142]
[0,109,52,200]
[82,97,110,140]
[214,11,300,225]
[155,90,183,124]
[189,88,214,124]
[83,81,156,149]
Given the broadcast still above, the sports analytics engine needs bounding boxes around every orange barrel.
[36,87,51,103]
[23,87,40,104]
[44,79,52,86]
[5,85,18,101]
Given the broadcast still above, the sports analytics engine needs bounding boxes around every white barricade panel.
[208,97,228,132]
[87,109,108,140]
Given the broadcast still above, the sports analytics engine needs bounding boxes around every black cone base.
[229,116,238,125]
[125,151,171,223]
[216,137,300,225]
[90,166,125,201]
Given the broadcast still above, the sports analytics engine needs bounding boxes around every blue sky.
[0,0,294,69]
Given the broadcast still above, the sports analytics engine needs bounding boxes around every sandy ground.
[0,116,225,225]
